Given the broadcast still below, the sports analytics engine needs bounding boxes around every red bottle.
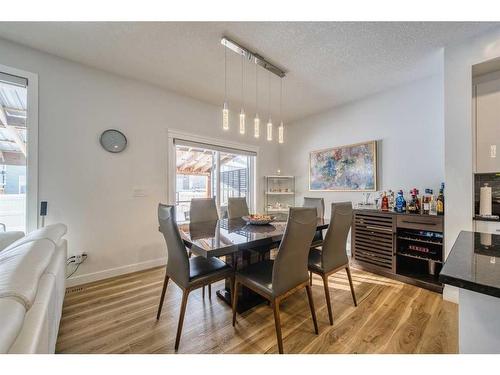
[381,191,389,211]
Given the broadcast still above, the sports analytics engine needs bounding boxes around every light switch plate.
[133,188,148,197]
[491,145,497,158]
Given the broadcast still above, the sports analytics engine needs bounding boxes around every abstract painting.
[309,141,377,191]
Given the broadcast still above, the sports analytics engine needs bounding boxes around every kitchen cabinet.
[474,219,500,234]
[475,77,500,173]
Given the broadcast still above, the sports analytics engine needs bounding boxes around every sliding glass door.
[0,72,28,231]
[175,145,216,222]
[174,140,256,222]
[219,152,250,207]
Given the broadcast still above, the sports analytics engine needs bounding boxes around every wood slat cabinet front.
[352,211,396,273]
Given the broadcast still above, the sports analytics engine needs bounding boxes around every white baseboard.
[65,257,166,288]
[443,284,459,304]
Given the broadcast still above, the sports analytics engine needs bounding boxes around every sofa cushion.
[3,224,67,253]
[0,298,26,353]
[0,239,55,310]
[0,232,25,252]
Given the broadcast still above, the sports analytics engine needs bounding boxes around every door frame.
[0,63,39,232]
[166,129,259,213]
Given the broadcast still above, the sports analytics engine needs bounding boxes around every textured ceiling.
[0,22,497,122]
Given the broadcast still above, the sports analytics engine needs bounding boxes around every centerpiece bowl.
[242,214,275,225]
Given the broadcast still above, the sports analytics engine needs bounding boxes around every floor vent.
[66,287,85,294]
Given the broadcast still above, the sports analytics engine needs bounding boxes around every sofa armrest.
[0,232,25,252]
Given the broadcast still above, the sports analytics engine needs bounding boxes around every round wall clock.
[99,129,127,153]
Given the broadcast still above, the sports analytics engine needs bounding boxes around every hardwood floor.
[56,266,458,354]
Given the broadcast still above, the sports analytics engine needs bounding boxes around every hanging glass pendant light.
[254,115,260,138]
[278,78,284,144]
[267,119,273,141]
[254,60,260,138]
[239,54,245,135]
[239,110,245,134]
[222,46,229,131]
[267,71,273,141]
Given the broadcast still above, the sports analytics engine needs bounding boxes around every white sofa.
[0,224,67,354]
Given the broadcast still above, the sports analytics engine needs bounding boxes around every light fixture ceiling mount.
[221,37,286,78]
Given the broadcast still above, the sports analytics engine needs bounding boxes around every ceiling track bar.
[221,37,286,78]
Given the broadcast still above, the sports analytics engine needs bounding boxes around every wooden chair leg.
[232,280,239,326]
[174,289,190,351]
[202,285,205,299]
[305,285,319,334]
[272,299,284,354]
[208,283,212,299]
[229,275,235,301]
[346,267,357,307]
[309,271,312,286]
[156,273,169,320]
[322,274,334,325]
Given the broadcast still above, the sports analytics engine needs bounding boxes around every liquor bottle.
[429,195,438,215]
[381,191,389,211]
[437,182,445,215]
[395,190,406,213]
[388,190,395,211]
[408,188,420,214]
[423,188,433,215]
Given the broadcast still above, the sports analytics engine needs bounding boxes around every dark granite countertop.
[439,231,500,298]
[473,215,500,222]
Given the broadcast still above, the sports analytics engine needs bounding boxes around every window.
[0,72,28,231]
[173,139,256,222]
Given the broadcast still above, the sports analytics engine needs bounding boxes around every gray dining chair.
[303,196,325,244]
[232,207,319,354]
[219,205,228,219]
[303,197,325,218]
[308,202,357,325]
[303,198,325,284]
[227,197,249,219]
[189,197,220,298]
[190,197,219,223]
[156,204,234,350]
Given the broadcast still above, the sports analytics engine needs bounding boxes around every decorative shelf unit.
[264,175,295,219]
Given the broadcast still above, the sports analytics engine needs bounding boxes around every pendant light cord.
[224,45,227,103]
[241,54,244,109]
[280,78,282,121]
[255,60,258,114]
[268,70,271,120]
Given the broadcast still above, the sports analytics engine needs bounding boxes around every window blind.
[0,72,28,88]
[174,138,257,157]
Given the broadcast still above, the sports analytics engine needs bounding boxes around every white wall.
[0,37,279,286]
[443,26,500,302]
[280,74,445,218]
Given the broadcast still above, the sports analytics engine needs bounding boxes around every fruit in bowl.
[242,214,275,225]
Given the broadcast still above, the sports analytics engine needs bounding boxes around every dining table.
[178,217,330,313]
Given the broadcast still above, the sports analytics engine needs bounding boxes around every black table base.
[216,247,272,313]
[216,288,267,314]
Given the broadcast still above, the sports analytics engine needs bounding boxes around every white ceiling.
[0,22,497,122]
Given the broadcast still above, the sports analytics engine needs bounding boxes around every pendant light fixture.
[222,46,229,131]
[267,71,273,141]
[220,37,287,143]
[278,78,284,144]
[239,54,246,135]
[254,60,260,138]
